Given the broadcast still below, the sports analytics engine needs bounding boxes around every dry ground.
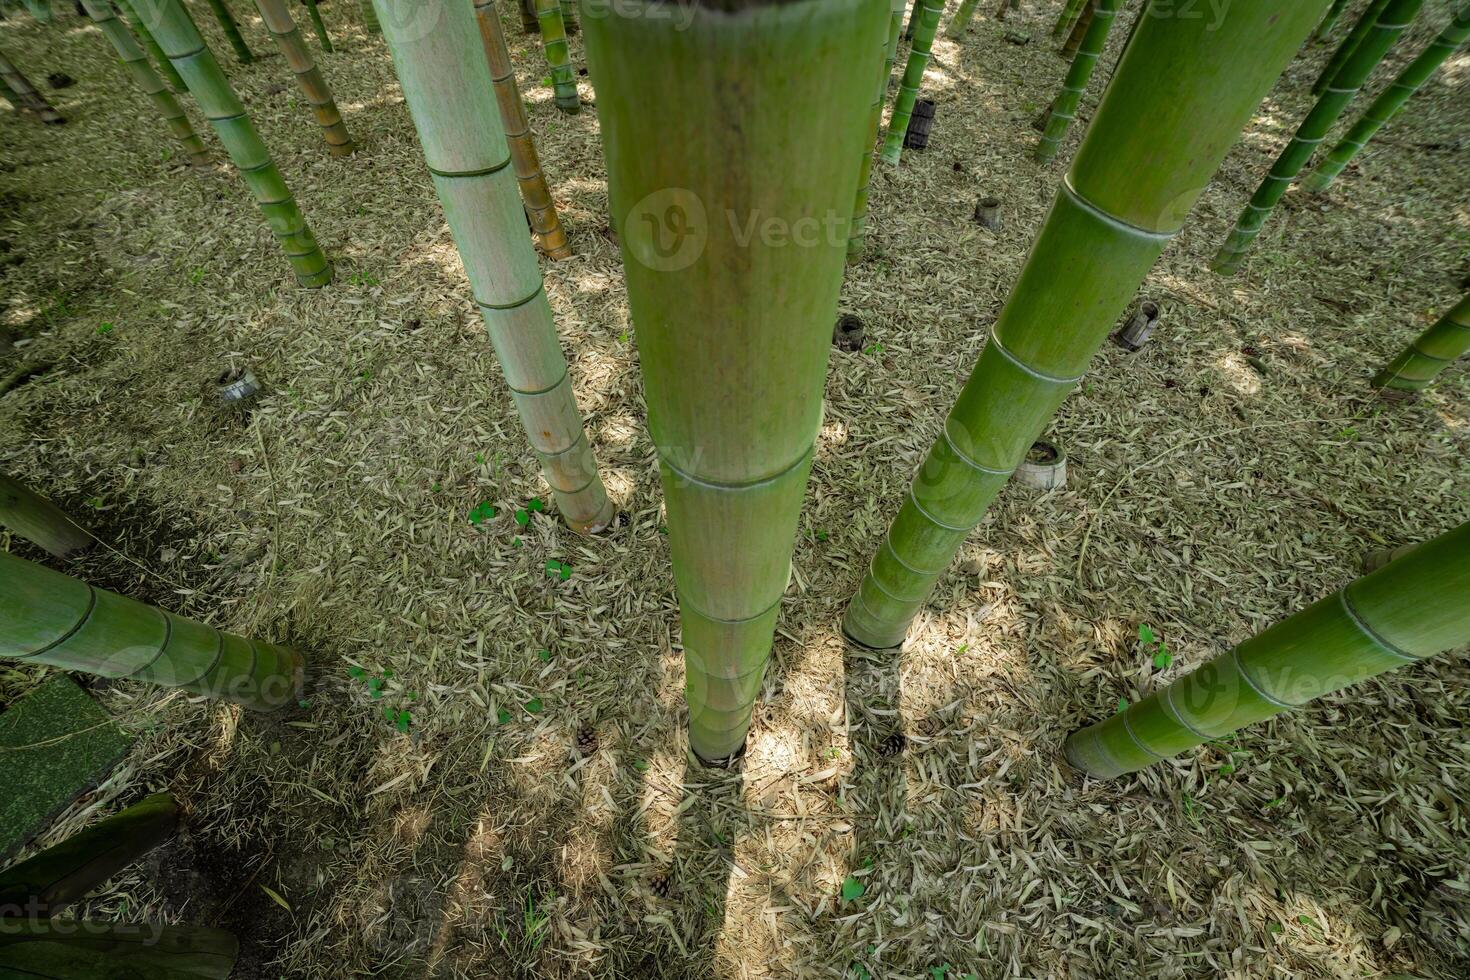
[1,0,1468,977]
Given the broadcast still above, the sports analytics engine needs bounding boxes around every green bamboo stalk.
[202,0,254,63]
[585,0,886,761]
[902,0,922,39]
[880,0,940,166]
[1314,0,1389,94]
[1211,0,1421,276]
[302,0,332,52]
[1315,0,1354,39]
[0,551,305,710]
[0,920,238,978]
[534,0,578,114]
[0,473,92,558]
[518,0,540,34]
[1371,292,1470,395]
[358,0,378,33]
[80,0,211,169]
[1066,520,1470,778]
[474,0,572,259]
[1053,0,1087,37]
[849,0,908,260]
[1304,2,1470,192]
[0,794,177,918]
[945,0,980,39]
[372,0,613,533]
[558,0,576,34]
[116,0,188,94]
[843,0,1331,650]
[1035,0,1120,163]
[133,0,332,286]
[0,46,65,124]
[1059,0,1095,58]
[23,0,53,24]
[253,0,355,156]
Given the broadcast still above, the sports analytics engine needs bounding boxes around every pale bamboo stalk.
[0,46,64,124]
[253,0,356,156]
[0,473,92,558]
[117,0,188,92]
[372,0,613,533]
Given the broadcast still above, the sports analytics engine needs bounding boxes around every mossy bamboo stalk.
[843,0,1330,650]
[1315,0,1354,39]
[0,551,304,710]
[585,0,886,761]
[0,793,177,917]
[1066,520,1470,778]
[372,0,612,533]
[849,0,908,260]
[134,0,332,286]
[1314,0,1389,94]
[1304,2,1470,193]
[1053,0,1086,37]
[945,0,979,39]
[117,0,188,92]
[534,0,578,114]
[252,0,355,156]
[1211,0,1421,275]
[1059,0,1095,57]
[1035,0,1119,163]
[1371,292,1470,395]
[0,473,92,559]
[474,0,571,260]
[0,920,238,978]
[358,0,378,33]
[302,0,331,52]
[81,0,211,169]
[202,0,254,63]
[0,47,64,124]
[880,0,940,166]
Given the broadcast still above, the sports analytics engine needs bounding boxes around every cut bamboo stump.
[0,47,65,124]
[215,364,261,411]
[1112,299,1159,351]
[833,314,865,353]
[1013,440,1067,490]
[0,473,92,558]
[972,195,1002,231]
[902,98,936,150]
[254,0,357,157]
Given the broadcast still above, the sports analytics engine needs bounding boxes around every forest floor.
[2,1,1469,978]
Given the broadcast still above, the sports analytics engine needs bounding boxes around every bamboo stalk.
[80,0,211,169]
[474,0,571,259]
[1371,292,1470,395]
[1066,520,1470,778]
[1059,0,1095,58]
[0,920,238,978]
[302,0,332,52]
[23,0,53,24]
[1315,0,1353,39]
[1304,2,1470,193]
[117,0,188,93]
[902,0,922,39]
[358,0,378,33]
[843,0,1331,650]
[0,473,92,558]
[371,0,613,533]
[518,0,539,34]
[1053,0,1086,37]
[0,47,65,124]
[0,793,178,918]
[202,0,255,63]
[880,0,941,166]
[849,0,909,261]
[1211,0,1422,276]
[945,0,979,39]
[558,0,576,34]
[133,0,332,286]
[0,551,305,710]
[252,0,355,156]
[1035,0,1119,163]
[1314,0,1389,94]
[534,0,578,114]
[585,0,886,761]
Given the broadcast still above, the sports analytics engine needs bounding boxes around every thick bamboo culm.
[0,473,92,558]
[880,0,941,166]
[535,0,578,113]
[0,794,178,917]
[1211,0,1422,276]
[0,551,305,710]
[945,0,980,39]
[80,0,211,169]
[842,0,1331,650]
[1315,0,1390,95]
[849,0,908,260]
[0,47,65,124]
[358,0,379,33]
[1371,292,1470,395]
[1305,2,1470,193]
[1066,520,1470,779]
[1316,0,1354,39]
[371,0,613,533]
[0,920,239,977]
[584,0,886,761]
[203,0,255,63]
[133,0,332,286]
[117,0,188,92]
[474,0,571,260]
[252,0,356,156]
[1053,0,1087,37]
[1035,0,1120,163]
[1059,0,1096,58]
[302,0,332,52]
